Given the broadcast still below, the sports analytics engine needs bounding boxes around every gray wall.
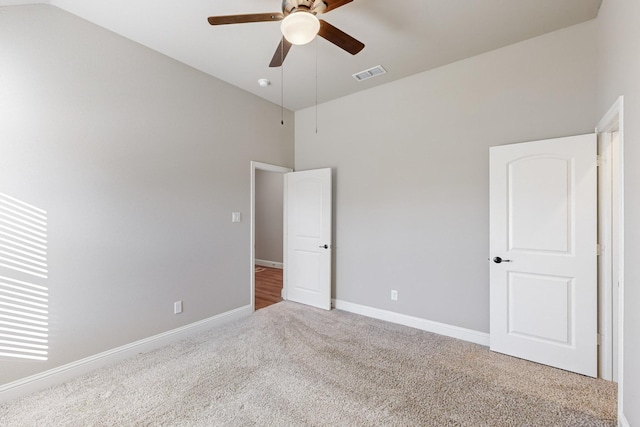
[596,1,640,424]
[295,21,597,333]
[255,170,284,264]
[0,5,294,384]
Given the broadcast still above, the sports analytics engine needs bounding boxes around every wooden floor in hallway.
[255,266,283,310]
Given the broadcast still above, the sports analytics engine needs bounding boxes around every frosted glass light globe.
[280,12,320,45]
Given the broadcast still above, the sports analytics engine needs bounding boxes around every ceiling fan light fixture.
[280,11,320,45]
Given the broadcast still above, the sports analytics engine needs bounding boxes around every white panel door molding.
[285,168,332,310]
[489,134,597,377]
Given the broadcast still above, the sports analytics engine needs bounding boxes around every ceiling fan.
[207,0,365,68]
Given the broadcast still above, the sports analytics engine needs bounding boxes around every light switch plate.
[232,212,241,223]
[174,301,183,314]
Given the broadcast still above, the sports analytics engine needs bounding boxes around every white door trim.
[595,97,624,417]
[597,130,615,381]
[250,161,292,312]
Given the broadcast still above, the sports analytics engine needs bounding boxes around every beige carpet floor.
[0,301,617,426]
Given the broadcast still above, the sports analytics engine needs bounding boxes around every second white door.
[489,134,597,377]
[285,168,332,310]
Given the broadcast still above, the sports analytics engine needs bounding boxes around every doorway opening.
[250,162,292,311]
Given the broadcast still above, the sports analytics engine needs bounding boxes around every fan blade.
[322,0,353,13]
[208,13,284,25]
[318,20,364,55]
[269,37,293,68]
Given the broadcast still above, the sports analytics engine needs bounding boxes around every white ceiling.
[4,0,602,111]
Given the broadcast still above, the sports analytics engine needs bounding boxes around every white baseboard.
[0,304,252,403]
[255,259,283,269]
[332,299,490,347]
[619,413,630,427]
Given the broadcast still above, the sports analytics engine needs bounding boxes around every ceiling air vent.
[353,65,387,82]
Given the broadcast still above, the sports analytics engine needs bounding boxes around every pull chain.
[315,37,318,134]
[281,38,284,125]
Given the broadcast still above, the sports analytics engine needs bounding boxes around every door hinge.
[596,155,604,167]
[597,333,602,346]
[596,244,603,256]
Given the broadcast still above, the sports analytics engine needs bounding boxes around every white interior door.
[284,168,332,310]
[489,134,597,377]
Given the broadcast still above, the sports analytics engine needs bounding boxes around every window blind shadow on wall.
[0,193,48,361]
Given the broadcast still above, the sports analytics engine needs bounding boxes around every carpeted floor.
[0,301,617,426]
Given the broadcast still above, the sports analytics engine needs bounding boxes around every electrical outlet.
[174,301,183,314]
[391,290,398,301]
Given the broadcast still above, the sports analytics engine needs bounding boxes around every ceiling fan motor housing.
[283,0,326,15]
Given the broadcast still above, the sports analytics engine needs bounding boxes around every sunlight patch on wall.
[0,193,48,361]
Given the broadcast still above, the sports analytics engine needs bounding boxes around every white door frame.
[595,97,624,408]
[250,161,292,312]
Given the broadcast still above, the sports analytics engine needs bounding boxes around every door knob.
[319,244,329,249]
[493,256,512,263]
